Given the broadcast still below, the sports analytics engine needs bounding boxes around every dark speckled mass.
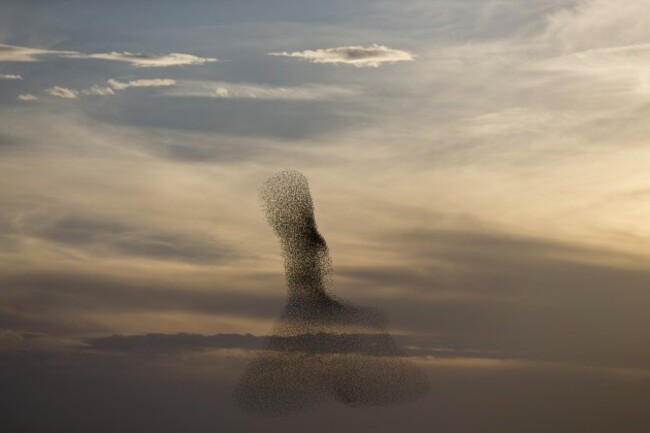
[234,171,429,415]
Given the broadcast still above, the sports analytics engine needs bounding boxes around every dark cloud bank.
[2,330,649,433]
[83,331,492,360]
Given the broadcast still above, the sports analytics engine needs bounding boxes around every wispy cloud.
[44,86,78,99]
[165,80,356,100]
[0,73,22,80]
[0,44,216,68]
[81,85,115,96]
[43,79,177,99]
[17,94,38,101]
[269,44,414,67]
[32,216,230,263]
[535,43,650,96]
[542,0,650,53]
[107,78,176,90]
[65,51,217,67]
[0,44,77,62]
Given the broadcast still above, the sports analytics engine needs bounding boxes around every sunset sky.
[2,1,650,431]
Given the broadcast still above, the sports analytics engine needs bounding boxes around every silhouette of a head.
[234,170,429,415]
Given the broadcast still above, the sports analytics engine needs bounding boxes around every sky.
[1,0,650,431]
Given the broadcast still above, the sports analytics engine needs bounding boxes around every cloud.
[83,332,494,360]
[65,51,217,67]
[0,329,78,352]
[535,43,650,96]
[33,216,230,263]
[1,338,648,433]
[81,85,115,96]
[528,0,650,98]
[542,0,650,52]
[269,44,414,67]
[85,332,263,355]
[165,80,356,100]
[44,86,78,99]
[215,87,230,97]
[42,79,176,99]
[0,44,216,68]
[0,73,22,79]
[0,271,281,336]
[17,94,38,101]
[107,78,176,90]
[0,44,77,62]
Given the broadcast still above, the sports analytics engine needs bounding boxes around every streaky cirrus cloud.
[0,73,22,80]
[269,44,414,67]
[107,78,176,90]
[64,51,217,67]
[0,44,215,68]
[165,80,356,100]
[534,43,650,95]
[45,79,176,99]
[17,94,38,101]
[44,86,78,99]
[81,85,115,96]
[0,44,77,62]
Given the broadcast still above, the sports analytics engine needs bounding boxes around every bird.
[234,170,429,416]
